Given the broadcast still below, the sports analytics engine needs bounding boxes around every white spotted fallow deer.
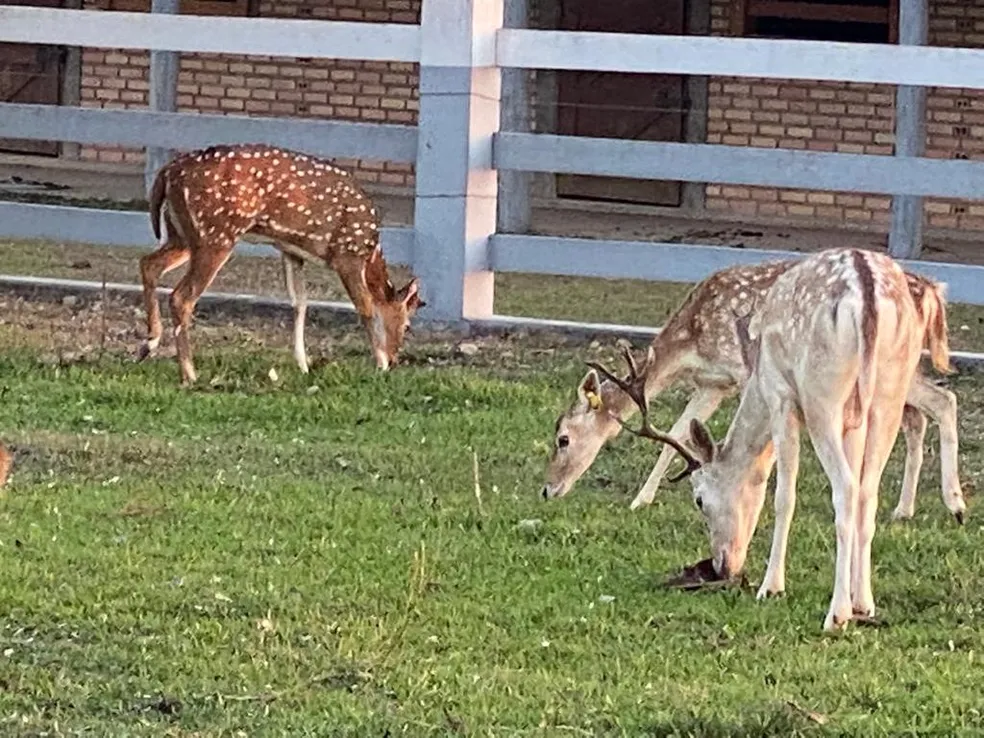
[139,143,424,386]
[541,258,967,525]
[591,248,953,631]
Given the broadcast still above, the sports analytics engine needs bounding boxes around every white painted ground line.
[0,272,981,367]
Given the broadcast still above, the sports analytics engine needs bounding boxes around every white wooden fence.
[2,0,984,327]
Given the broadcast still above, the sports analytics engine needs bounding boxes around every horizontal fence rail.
[1,1,984,323]
[497,29,984,90]
[0,7,421,61]
[0,203,415,266]
[490,235,984,307]
[495,133,984,199]
[0,104,418,164]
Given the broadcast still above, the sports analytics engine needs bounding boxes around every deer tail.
[920,279,955,375]
[148,167,168,243]
[843,251,879,430]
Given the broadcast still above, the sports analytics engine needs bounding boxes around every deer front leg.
[281,254,309,374]
[138,241,189,360]
[758,408,800,600]
[629,386,731,510]
[892,404,926,522]
[334,253,388,370]
[903,376,966,524]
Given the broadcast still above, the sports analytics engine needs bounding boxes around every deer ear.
[400,278,421,308]
[689,419,716,463]
[577,369,603,412]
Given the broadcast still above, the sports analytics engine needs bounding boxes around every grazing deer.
[592,248,951,631]
[139,143,424,386]
[542,259,966,525]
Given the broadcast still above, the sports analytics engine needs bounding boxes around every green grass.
[0,293,983,736]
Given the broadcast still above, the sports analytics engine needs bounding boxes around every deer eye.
[695,496,704,510]
[557,435,570,450]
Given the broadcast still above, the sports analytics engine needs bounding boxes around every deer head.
[363,247,425,369]
[590,347,772,579]
[541,347,698,500]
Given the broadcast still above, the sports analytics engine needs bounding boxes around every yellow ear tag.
[586,391,602,410]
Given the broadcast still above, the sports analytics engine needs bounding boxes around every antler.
[585,347,701,483]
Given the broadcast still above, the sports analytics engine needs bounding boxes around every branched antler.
[585,347,702,483]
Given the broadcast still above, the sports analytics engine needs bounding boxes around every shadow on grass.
[641,706,832,738]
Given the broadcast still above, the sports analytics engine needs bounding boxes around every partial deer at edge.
[139,143,424,386]
[542,258,966,525]
[593,248,949,630]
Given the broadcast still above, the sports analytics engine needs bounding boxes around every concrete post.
[888,0,928,259]
[144,0,180,198]
[497,0,532,234]
[412,0,502,323]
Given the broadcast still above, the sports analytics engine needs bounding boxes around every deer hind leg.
[804,406,860,632]
[168,236,235,386]
[629,386,731,510]
[903,376,966,523]
[852,399,908,620]
[281,254,309,374]
[892,404,927,521]
[138,236,190,360]
[758,406,800,600]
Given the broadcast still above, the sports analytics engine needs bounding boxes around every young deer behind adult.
[140,143,424,385]
[542,259,966,525]
[593,248,950,630]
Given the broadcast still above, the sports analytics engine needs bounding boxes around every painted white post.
[144,0,180,197]
[497,0,532,234]
[412,0,502,324]
[888,0,928,260]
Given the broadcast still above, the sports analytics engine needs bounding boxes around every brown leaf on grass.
[785,700,829,725]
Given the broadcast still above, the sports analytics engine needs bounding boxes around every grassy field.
[0,262,983,735]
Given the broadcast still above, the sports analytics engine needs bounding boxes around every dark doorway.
[555,0,686,206]
[0,0,65,156]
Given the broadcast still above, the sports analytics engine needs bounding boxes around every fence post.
[412,0,502,324]
[888,0,928,260]
[144,0,180,198]
[497,0,532,234]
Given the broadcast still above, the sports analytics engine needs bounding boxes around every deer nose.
[541,484,550,500]
[716,553,732,579]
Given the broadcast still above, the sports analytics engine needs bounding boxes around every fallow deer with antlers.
[139,143,424,386]
[590,248,951,630]
[542,259,966,525]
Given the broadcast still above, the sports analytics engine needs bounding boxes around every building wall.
[72,0,984,231]
[706,0,984,231]
[78,0,419,189]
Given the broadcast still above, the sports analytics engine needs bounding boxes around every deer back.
[157,144,381,264]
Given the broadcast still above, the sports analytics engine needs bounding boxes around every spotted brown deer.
[592,248,950,630]
[542,259,966,525]
[139,143,424,386]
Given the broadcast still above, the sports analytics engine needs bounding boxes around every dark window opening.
[737,0,898,44]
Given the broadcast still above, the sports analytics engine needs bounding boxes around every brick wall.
[79,0,419,189]
[706,0,984,231]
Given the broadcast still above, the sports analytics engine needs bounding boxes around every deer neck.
[717,376,774,476]
[599,380,638,420]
